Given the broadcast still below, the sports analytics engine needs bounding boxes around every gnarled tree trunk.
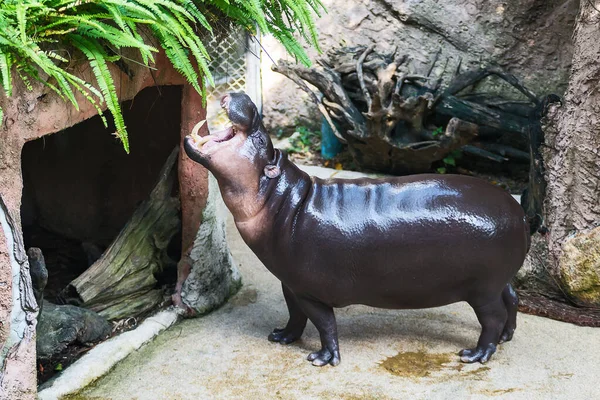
[519,1,600,325]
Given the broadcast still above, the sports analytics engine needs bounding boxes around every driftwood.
[274,45,539,174]
[518,291,600,327]
[349,117,478,174]
[61,148,180,320]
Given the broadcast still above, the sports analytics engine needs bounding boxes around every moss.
[228,276,243,298]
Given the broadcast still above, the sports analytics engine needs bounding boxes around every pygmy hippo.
[184,93,530,367]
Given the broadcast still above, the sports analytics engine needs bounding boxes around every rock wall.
[261,0,579,133]
[181,173,241,314]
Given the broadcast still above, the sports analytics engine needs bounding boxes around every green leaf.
[0,52,13,96]
[16,4,27,43]
[72,36,129,152]
[442,156,456,166]
[437,167,447,174]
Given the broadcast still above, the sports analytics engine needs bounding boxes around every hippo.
[183,92,530,367]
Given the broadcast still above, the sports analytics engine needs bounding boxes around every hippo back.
[272,173,529,309]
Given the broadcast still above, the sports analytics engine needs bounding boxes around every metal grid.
[205,27,252,130]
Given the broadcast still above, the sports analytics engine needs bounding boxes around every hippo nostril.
[220,95,230,110]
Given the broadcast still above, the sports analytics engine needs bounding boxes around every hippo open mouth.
[187,95,242,153]
[187,118,238,153]
[188,120,236,152]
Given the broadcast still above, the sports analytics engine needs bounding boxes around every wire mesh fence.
[205,26,261,130]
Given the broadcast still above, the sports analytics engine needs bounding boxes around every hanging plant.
[0,0,324,152]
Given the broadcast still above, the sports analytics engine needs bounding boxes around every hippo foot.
[268,327,302,345]
[171,293,195,317]
[498,327,515,344]
[459,343,497,363]
[307,347,341,367]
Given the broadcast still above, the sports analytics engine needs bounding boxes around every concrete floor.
[78,168,600,400]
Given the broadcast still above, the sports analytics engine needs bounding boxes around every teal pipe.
[320,117,343,160]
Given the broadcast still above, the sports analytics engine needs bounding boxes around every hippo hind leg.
[499,283,518,343]
[269,284,308,344]
[460,295,507,364]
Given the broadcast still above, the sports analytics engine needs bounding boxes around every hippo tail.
[520,94,561,239]
[521,189,547,236]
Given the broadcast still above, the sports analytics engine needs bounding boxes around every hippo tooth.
[195,135,212,146]
[191,119,206,138]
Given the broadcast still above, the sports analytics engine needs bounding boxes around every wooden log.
[462,145,509,162]
[436,95,530,134]
[273,60,366,139]
[443,67,539,104]
[62,148,181,320]
[481,143,530,161]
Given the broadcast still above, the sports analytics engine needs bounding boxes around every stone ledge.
[38,309,180,400]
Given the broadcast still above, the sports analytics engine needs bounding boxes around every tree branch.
[357,45,375,111]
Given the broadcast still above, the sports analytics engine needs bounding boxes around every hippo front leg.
[296,296,341,367]
[268,284,307,344]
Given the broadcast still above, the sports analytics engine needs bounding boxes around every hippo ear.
[264,164,281,179]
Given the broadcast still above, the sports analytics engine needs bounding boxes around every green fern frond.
[105,5,130,35]
[100,0,157,21]
[0,0,324,151]
[280,0,321,52]
[0,52,13,97]
[270,26,312,67]
[71,35,129,152]
[154,26,201,94]
[63,73,108,127]
[208,0,324,66]
[177,0,212,32]
[236,0,268,32]
[16,4,27,43]
[15,65,34,91]
[125,19,152,65]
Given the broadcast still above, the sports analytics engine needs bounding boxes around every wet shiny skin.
[184,93,530,367]
[257,154,528,310]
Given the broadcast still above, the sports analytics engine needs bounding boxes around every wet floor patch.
[379,349,495,383]
[228,288,258,307]
[380,351,455,378]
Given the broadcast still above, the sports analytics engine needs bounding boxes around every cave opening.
[21,85,184,383]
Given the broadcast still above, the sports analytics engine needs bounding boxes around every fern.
[71,35,128,151]
[0,0,325,152]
